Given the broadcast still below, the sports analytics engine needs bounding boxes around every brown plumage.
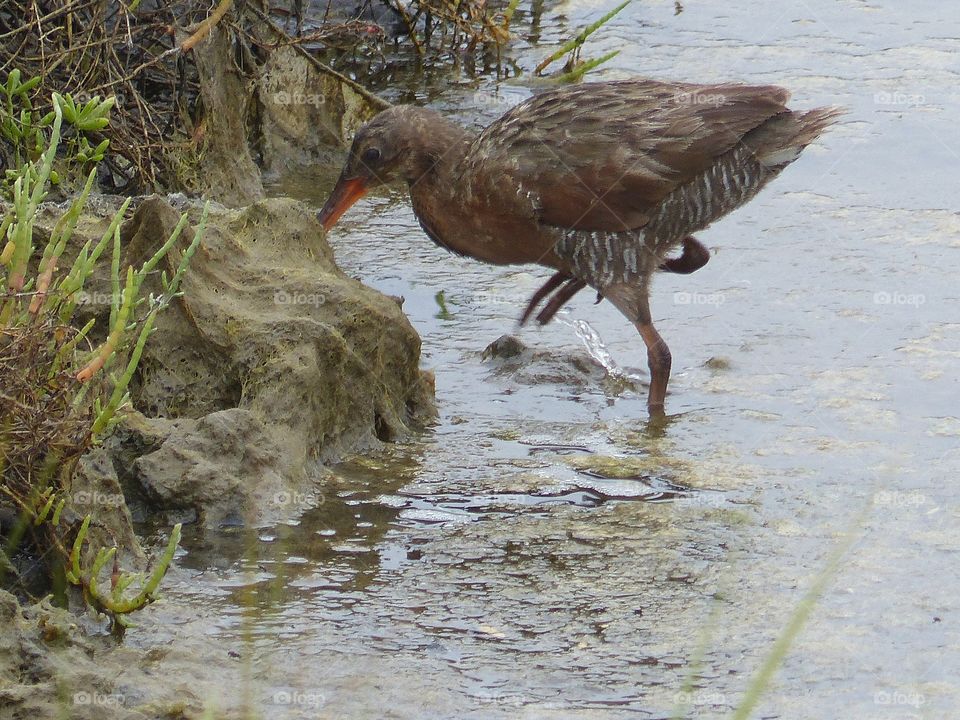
[318,79,843,413]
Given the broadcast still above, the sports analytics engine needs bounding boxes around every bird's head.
[318,105,453,231]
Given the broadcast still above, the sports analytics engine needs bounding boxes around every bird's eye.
[360,147,381,165]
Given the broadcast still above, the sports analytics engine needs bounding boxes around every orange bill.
[318,176,369,231]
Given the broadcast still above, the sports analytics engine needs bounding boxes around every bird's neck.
[399,110,483,258]
[399,110,473,187]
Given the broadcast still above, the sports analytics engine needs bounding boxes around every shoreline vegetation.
[1,90,204,636]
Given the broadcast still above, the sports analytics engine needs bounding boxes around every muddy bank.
[0,589,199,720]
[1,193,437,718]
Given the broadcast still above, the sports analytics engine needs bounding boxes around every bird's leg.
[519,272,569,326]
[637,312,672,413]
[520,274,591,326]
[535,278,586,325]
[606,285,672,414]
[634,293,673,414]
[659,236,710,275]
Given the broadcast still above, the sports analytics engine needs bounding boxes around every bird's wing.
[459,79,790,232]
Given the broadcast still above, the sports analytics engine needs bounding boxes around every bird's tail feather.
[750,106,846,168]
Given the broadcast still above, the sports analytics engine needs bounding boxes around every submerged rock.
[482,333,617,388]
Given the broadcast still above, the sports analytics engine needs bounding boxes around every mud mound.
[62,195,435,528]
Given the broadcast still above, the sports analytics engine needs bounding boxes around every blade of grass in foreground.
[669,550,741,720]
[535,0,630,75]
[730,502,869,720]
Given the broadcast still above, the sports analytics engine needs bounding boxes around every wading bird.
[318,79,841,414]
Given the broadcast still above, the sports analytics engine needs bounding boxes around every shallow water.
[136,1,958,717]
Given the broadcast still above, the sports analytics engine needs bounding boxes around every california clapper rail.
[319,79,842,415]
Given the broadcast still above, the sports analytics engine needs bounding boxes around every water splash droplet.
[572,319,625,377]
